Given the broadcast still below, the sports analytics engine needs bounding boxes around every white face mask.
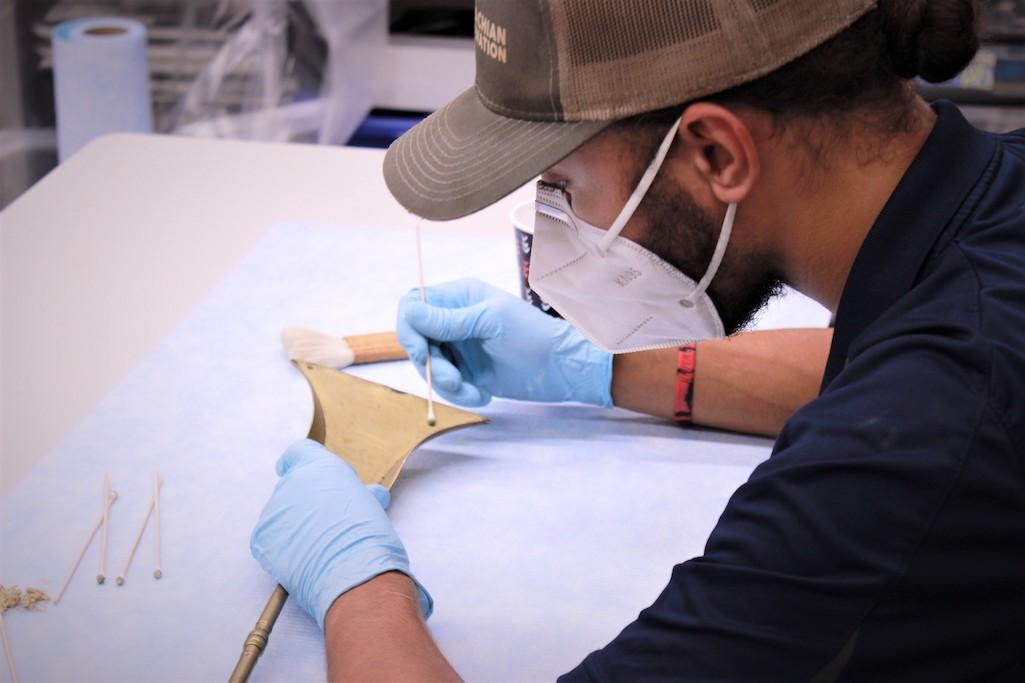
[528,117,737,354]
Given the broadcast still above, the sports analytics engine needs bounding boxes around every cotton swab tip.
[427,413,437,427]
[115,577,124,586]
[154,570,162,580]
[96,575,105,585]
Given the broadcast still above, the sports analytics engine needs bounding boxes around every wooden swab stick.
[0,611,15,680]
[116,496,155,586]
[0,610,16,683]
[54,489,118,604]
[153,474,162,579]
[0,587,19,683]
[97,474,110,584]
[415,221,437,427]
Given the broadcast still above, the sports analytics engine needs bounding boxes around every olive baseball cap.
[384,0,876,220]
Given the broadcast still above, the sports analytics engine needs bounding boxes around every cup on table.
[511,201,561,318]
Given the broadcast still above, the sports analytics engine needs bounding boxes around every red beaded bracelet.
[674,343,697,424]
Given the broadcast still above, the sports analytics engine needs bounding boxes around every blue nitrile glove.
[250,439,432,629]
[396,278,613,407]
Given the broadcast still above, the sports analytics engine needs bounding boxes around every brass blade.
[294,361,488,489]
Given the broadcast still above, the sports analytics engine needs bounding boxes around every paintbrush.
[281,329,407,368]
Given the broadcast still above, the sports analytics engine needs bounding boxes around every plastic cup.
[511,201,561,317]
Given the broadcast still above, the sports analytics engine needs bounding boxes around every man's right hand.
[396,278,613,407]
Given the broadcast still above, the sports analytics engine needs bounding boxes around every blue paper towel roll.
[52,17,153,162]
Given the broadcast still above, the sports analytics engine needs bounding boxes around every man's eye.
[538,179,568,192]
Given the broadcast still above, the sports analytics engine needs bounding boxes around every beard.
[636,177,784,336]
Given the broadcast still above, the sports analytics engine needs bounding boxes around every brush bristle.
[281,327,355,368]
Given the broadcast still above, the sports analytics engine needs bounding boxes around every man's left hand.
[249,439,433,629]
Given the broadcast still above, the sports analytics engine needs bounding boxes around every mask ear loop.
[597,117,683,255]
[684,202,737,304]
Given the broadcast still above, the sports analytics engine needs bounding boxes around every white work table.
[1,134,533,494]
[0,134,829,682]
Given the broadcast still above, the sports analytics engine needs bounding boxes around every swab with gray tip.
[55,489,118,604]
[117,496,155,586]
[153,474,162,579]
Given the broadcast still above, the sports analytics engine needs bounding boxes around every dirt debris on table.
[0,585,51,612]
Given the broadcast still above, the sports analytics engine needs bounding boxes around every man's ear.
[676,103,760,204]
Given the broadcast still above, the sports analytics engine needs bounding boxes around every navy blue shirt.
[561,102,1025,681]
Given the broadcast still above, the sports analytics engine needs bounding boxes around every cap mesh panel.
[563,0,719,66]
[551,0,877,120]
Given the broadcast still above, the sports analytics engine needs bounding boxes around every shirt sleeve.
[558,319,1016,681]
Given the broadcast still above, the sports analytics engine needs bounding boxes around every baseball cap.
[383,0,876,220]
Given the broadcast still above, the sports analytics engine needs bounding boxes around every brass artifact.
[228,362,487,682]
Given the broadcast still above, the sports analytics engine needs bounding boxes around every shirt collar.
[821,100,997,390]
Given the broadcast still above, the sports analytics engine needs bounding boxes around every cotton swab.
[153,474,162,580]
[116,496,155,586]
[415,221,437,427]
[54,489,118,604]
[97,474,110,584]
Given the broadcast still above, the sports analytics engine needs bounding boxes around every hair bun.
[881,0,980,83]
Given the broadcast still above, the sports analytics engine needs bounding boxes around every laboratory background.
[3,0,485,206]
[2,1,1025,682]
[3,0,1025,206]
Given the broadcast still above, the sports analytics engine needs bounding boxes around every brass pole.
[228,584,288,683]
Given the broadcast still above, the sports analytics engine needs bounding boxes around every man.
[251,0,1025,679]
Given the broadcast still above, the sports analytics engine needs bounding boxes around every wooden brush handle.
[344,332,408,364]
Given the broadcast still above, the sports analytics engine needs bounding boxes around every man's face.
[541,127,783,335]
